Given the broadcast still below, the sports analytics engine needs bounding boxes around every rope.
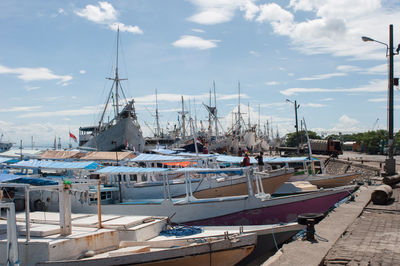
[160,224,203,237]
[271,227,279,252]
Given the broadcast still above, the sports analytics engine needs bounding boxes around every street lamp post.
[362,24,400,175]
[286,99,300,154]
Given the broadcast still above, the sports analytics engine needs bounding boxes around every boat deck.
[0,212,167,265]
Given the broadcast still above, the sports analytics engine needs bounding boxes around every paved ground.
[323,185,400,265]
[263,153,400,266]
[263,186,373,266]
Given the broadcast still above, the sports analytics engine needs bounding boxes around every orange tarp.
[162,161,196,167]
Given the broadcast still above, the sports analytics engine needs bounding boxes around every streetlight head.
[362,36,374,42]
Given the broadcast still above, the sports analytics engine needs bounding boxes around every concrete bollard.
[371,185,393,205]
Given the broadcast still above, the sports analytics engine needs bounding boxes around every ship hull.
[82,117,145,152]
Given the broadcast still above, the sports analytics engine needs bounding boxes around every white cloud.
[336,65,361,72]
[184,0,400,60]
[298,72,346,81]
[18,106,100,118]
[134,92,248,105]
[75,2,117,23]
[109,22,143,34]
[249,50,260,56]
[0,106,42,112]
[172,35,220,50]
[368,97,386,102]
[0,64,72,84]
[256,3,294,25]
[25,86,40,91]
[320,97,334,101]
[259,102,286,108]
[281,79,386,96]
[364,64,386,75]
[187,0,262,25]
[266,81,279,86]
[75,2,143,34]
[301,103,326,108]
[192,28,205,33]
[79,70,86,74]
[241,1,260,20]
[52,8,66,17]
[332,114,360,131]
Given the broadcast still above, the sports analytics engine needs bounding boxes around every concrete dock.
[263,152,400,266]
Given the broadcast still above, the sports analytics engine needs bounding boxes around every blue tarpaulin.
[216,155,257,164]
[10,160,101,170]
[95,166,171,174]
[0,173,22,182]
[131,153,197,162]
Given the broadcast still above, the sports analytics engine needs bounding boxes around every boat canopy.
[176,152,216,158]
[95,166,171,174]
[216,155,257,164]
[131,153,198,162]
[0,157,18,164]
[173,167,245,175]
[0,173,22,182]
[151,148,181,155]
[9,160,101,170]
[263,156,320,164]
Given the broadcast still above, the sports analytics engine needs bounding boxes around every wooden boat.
[94,166,293,199]
[0,196,256,266]
[68,180,357,226]
[263,156,360,189]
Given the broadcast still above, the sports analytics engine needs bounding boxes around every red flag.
[69,132,77,142]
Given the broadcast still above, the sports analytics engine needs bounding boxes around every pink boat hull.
[187,190,351,226]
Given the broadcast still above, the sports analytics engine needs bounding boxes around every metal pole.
[386,24,396,175]
[388,24,394,159]
[97,181,102,228]
[294,101,299,154]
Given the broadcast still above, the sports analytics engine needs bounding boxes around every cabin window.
[106,191,112,199]
[101,192,107,200]
[142,175,148,182]
[130,174,137,181]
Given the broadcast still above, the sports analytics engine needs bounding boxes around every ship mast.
[238,81,241,133]
[99,27,127,129]
[155,89,161,137]
[178,96,188,140]
[213,81,218,138]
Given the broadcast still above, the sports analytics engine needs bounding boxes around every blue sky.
[1,0,400,147]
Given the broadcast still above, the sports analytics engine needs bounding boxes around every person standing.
[242,152,251,167]
[238,147,243,156]
[255,151,264,171]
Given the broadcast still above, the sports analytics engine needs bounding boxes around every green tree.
[285,130,321,147]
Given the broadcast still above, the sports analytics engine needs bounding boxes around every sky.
[1,0,400,148]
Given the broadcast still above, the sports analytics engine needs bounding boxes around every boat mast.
[208,88,212,137]
[115,28,120,116]
[247,102,251,129]
[213,81,218,138]
[155,89,161,137]
[238,81,241,133]
[100,27,127,129]
[178,96,187,140]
